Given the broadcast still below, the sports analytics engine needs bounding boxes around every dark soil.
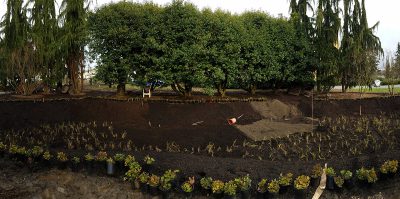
[1,94,400,198]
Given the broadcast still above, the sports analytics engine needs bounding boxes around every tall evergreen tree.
[59,0,91,94]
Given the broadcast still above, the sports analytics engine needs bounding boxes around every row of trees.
[0,0,383,96]
[89,1,313,97]
[384,43,400,95]
[0,0,90,95]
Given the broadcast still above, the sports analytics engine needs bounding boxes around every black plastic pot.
[344,179,354,189]
[149,186,159,196]
[327,176,335,190]
[239,190,251,199]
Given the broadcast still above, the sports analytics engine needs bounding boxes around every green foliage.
[294,175,310,190]
[257,179,268,193]
[278,173,293,186]
[267,179,280,194]
[143,155,155,165]
[114,153,125,162]
[57,152,68,162]
[234,174,252,191]
[84,153,94,161]
[223,180,237,196]
[181,181,194,193]
[42,151,52,160]
[334,176,344,188]
[340,170,353,180]
[211,180,224,194]
[326,167,336,177]
[380,160,398,174]
[200,177,213,190]
[159,169,179,191]
[311,164,323,178]
[138,172,149,184]
[356,167,378,183]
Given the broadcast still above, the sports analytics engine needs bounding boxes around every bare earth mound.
[236,100,313,141]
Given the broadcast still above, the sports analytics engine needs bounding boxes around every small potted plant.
[325,167,336,190]
[143,155,155,172]
[200,177,213,196]
[340,170,353,188]
[380,160,398,178]
[124,155,136,168]
[267,179,280,196]
[0,142,6,158]
[138,172,150,193]
[311,164,323,186]
[256,179,268,198]
[181,177,195,198]
[56,152,68,169]
[95,151,108,174]
[235,174,251,199]
[148,174,160,196]
[159,170,179,198]
[334,176,344,190]
[31,146,44,162]
[84,153,95,174]
[294,175,310,199]
[71,156,81,172]
[223,180,238,199]
[278,173,293,193]
[124,161,142,190]
[42,151,52,168]
[211,180,225,198]
[356,167,378,187]
[114,153,126,175]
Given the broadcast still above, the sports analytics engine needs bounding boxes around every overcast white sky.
[1,0,399,60]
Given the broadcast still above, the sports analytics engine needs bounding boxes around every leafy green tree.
[89,2,144,95]
[161,0,207,97]
[201,9,242,96]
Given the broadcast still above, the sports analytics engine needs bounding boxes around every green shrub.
[334,176,344,188]
[278,173,293,186]
[234,174,251,191]
[211,180,224,194]
[223,180,237,196]
[380,160,398,174]
[311,164,323,178]
[356,167,378,183]
[138,172,149,184]
[144,155,155,165]
[340,170,353,180]
[56,152,68,162]
[114,153,126,162]
[267,179,280,194]
[181,182,194,193]
[326,167,336,177]
[294,175,310,190]
[200,177,213,190]
[257,179,268,193]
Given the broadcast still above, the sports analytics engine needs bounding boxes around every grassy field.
[346,86,400,93]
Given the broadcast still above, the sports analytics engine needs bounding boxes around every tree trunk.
[67,55,80,95]
[80,50,84,92]
[116,83,126,96]
[249,84,256,95]
[217,84,226,97]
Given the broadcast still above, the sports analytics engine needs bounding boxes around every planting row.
[1,115,400,162]
[0,143,398,198]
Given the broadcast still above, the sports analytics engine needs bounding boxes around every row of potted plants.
[1,142,399,198]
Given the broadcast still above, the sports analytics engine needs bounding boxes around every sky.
[0,0,399,63]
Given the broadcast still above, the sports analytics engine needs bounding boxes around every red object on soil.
[228,118,237,125]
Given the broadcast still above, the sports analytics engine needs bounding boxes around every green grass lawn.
[346,86,400,93]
